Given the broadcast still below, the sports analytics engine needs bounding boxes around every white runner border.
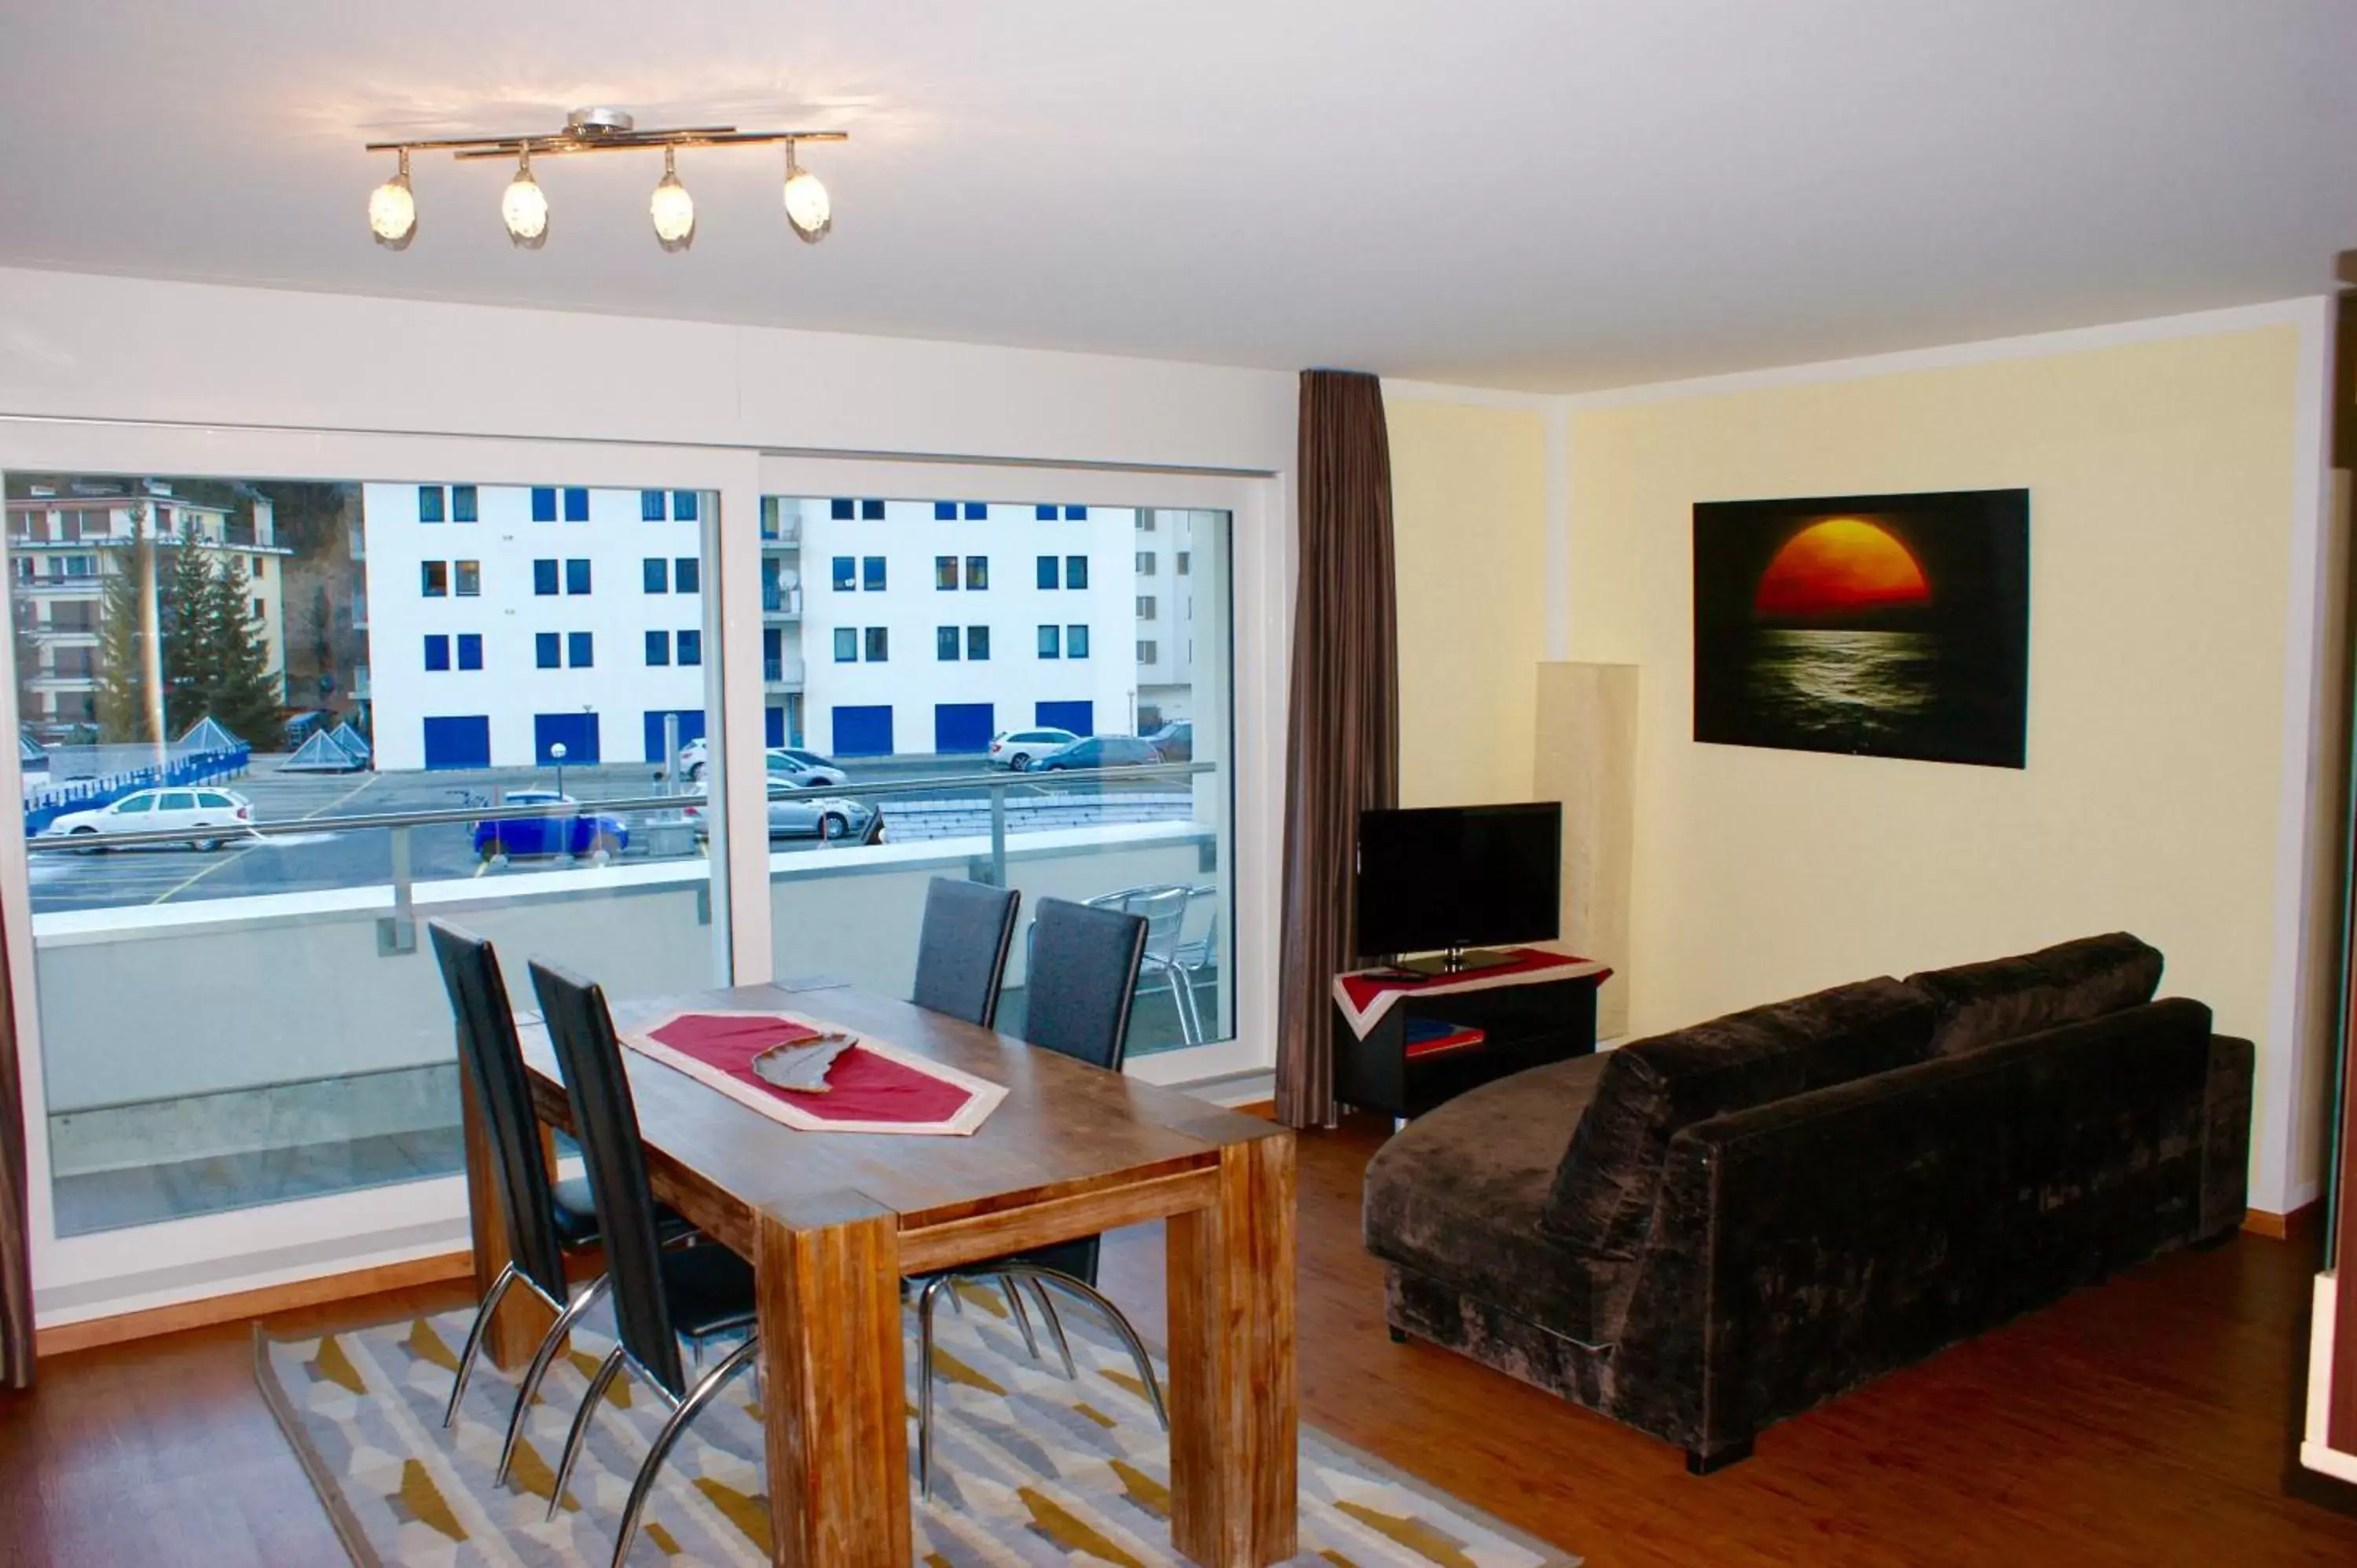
[623,1007,1007,1137]
[1331,956,1610,1040]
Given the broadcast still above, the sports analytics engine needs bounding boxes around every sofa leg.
[1387,1325,1408,1344]
[1686,1438,1753,1475]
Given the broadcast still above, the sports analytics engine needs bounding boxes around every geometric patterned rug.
[255,1279,1578,1566]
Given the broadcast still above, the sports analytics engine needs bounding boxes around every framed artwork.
[1692,489,2029,768]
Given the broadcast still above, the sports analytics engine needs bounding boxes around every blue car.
[472,790,629,862]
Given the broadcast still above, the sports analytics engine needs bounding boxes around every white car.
[673,740,850,789]
[43,786,255,851]
[680,779,876,841]
[988,727,1080,771]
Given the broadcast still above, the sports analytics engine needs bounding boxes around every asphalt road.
[24,753,1174,914]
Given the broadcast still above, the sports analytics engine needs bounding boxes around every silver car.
[683,779,876,841]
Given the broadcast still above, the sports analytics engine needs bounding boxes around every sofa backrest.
[1537,977,1939,1258]
[1904,932,2162,1056]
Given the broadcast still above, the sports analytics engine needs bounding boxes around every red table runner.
[623,1009,1006,1136]
[1332,948,1611,1039]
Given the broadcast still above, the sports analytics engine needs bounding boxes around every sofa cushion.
[1904,932,2162,1056]
[1364,1053,1618,1343]
[1536,978,1939,1258]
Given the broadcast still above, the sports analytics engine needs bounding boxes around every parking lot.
[23,752,1193,913]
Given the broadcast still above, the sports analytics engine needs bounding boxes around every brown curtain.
[0,902,30,1390]
[1277,370,1399,1127]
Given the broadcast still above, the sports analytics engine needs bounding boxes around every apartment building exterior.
[5,481,289,734]
[1133,507,1204,731]
[361,482,712,771]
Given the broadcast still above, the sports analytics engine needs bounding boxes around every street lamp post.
[551,740,567,797]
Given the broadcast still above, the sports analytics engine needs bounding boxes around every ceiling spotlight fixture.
[649,147,695,251]
[368,148,417,249]
[361,108,846,254]
[783,141,832,244]
[501,149,549,248]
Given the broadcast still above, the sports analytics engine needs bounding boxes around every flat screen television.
[1354,802,1561,974]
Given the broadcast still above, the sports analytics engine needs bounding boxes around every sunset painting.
[1692,489,2029,768]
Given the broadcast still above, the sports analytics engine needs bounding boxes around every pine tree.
[199,556,281,744]
[160,542,218,737]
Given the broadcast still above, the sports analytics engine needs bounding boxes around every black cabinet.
[1332,969,1600,1119]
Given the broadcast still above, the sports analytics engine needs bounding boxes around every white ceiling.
[3,2,2353,392]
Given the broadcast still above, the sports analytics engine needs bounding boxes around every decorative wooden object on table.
[1331,952,1606,1120]
[473,980,1298,1566]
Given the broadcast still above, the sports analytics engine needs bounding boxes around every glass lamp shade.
[502,164,550,248]
[368,173,416,249]
[783,167,831,243]
[650,170,695,251]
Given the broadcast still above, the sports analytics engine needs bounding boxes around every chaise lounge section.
[1362,934,2254,1471]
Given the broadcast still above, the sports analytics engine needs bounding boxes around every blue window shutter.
[672,491,698,521]
[965,502,987,521]
[566,558,591,595]
[641,489,666,521]
[677,629,702,665]
[645,629,669,665]
[933,501,957,521]
[673,557,699,593]
[568,632,593,668]
[417,485,445,522]
[530,487,558,522]
[831,705,894,757]
[643,558,667,593]
[1036,504,1057,521]
[1065,505,1088,520]
[860,498,885,520]
[423,634,450,671]
[456,633,483,671]
[533,559,558,595]
[830,497,855,520]
[563,487,590,522]
[422,716,491,769]
[535,632,560,668]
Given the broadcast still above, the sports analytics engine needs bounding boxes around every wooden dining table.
[460,979,1298,1567]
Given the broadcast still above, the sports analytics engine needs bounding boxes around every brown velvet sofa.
[1362,934,2254,1472]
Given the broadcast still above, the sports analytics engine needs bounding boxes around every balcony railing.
[762,584,804,614]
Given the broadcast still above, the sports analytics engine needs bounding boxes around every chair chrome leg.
[1010,1266,1169,1431]
[547,1346,627,1522]
[1028,1278,1077,1380]
[916,1275,955,1502]
[444,1262,518,1428]
[999,1275,1041,1361]
[610,1338,761,1568]
[495,1275,610,1486]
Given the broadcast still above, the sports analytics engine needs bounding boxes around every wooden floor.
[5,1112,2356,1566]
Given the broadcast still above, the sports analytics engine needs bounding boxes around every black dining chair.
[915,894,1168,1497]
[911,876,1021,1028]
[429,920,663,1485]
[528,958,764,1568]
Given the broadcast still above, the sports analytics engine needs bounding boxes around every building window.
[674,557,699,594]
[251,595,266,622]
[967,625,991,661]
[1065,505,1088,521]
[456,633,482,671]
[1138,512,1157,533]
[863,555,886,592]
[1138,595,1157,621]
[1065,554,1090,590]
[834,627,857,662]
[937,626,960,661]
[645,629,670,666]
[420,561,448,597]
[1136,551,1157,576]
[864,626,889,662]
[936,555,959,591]
[1035,504,1058,521]
[536,632,560,669]
[418,485,445,523]
[673,491,698,522]
[533,559,559,596]
[452,485,478,523]
[565,558,592,595]
[1175,551,1190,576]
[568,631,594,668]
[860,499,885,521]
[1037,625,1060,659]
[641,489,666,522]
[830,497,856,520]
[964,502,987,521]
[643,558,668,593]
[455,560,481,597]
[531,486,558,522]
[966,555,989,590]
[423,634,450,671]
[832,555,856,591]
[1138,639,1158,665]
[676,629,702,666]
[1036,555,1059,590]
[1067,625,1091,659]
[933,502,958,521]
[563,487,590,522]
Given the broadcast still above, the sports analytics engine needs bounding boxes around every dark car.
[1039,735,1163,771]
[1144,720,1193,762]
[472,790,629,861]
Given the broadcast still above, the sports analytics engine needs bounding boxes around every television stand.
[1398,946,1522,976]
[1332,951,1606,1119]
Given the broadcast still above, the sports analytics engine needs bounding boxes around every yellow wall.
[1385,396,1549,808]
[1565,325,2310,1196]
